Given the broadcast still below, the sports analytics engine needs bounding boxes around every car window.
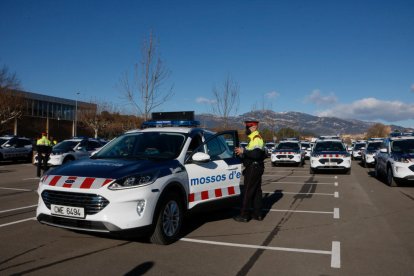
[392,140,414,154]
[314,141,346,152]
[86,141,102,151]
[205,134,233,160]
[95,132,186,160]
[277,142,299,150]
[366,142,382,151]
[53,140,79,152]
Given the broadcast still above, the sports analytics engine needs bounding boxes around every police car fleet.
[310,138,351,174]
[0,136,33,162]
[36,119,241,244]
[361,138,383,167]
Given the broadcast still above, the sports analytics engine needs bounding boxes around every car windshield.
[353,143,365,150]
[301,143,310,148]
[266,143,275,149]
[314,141,346,152]
[276,142,299,150]
[94,132,186,160]
[53,140,79,152]
[391,140,414,154]
[366,142,382,151]
[0,138,8,145]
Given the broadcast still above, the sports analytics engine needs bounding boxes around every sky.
[1,0,414,127]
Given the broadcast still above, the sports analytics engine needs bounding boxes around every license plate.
[327,162,337,166]
[51,204,85,218]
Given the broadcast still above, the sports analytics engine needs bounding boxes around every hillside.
[195,110,410,136]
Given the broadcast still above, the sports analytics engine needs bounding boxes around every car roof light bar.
[141,120,200,128]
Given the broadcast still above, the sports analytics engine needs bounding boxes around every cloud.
[265,91,280,99]
[317,98,414,122]
[305,90,338,105]
[411,84,414,92]
[196,97,216,104]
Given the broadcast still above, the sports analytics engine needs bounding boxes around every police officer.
[36,132,52,177]
[234,120,266,222]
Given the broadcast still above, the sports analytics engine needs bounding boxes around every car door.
[185,130,242,209]
[376,140,389,172]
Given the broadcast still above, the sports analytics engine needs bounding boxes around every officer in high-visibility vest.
[234,120,266,222]
[36,132,52,177]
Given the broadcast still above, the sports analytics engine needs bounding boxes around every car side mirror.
[380,148,388,153]
[192,152,211,163]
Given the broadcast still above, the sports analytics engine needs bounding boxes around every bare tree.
[79,100,117,138]
[211,74,240,128]
[0,65,24,133]
[366,123,391,138]
[120,31,173,120]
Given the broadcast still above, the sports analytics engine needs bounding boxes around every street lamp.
[74,92,80,137]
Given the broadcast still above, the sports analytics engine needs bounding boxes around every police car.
[34,137,105,166]
[361,139,383,167]
[375,135,414,186]
[0,136,33,162]
[271,139,304,167]
[36,120,241,244]
[310,138,351,174]
[300,141,312,159]
[351,141,366,160]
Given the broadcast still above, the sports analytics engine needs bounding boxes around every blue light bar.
[142,120,200,128]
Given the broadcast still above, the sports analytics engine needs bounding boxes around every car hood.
[45,158,182,179]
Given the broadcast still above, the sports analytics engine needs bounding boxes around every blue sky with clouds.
[1,0,414,127]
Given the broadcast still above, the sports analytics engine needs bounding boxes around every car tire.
[150,192,183,245]
[386,166,398,187]
[310,167,316,174]
[271,162,276,167]
[345,168,351,175]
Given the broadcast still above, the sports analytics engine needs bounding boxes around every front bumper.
[36,183,160,233]
[271,154,302,164]
[310,157,351,170]
[392,162,414,180]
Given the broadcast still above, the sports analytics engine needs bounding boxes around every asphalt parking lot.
[1,160,414,275]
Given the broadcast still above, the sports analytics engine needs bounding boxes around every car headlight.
[108,170,160,190]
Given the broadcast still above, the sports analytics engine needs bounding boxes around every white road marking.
[331,241,341,268]
[334,191,339,198]
[263,190,338,197]
[333,208,340,219]
[264,174,336,179]
[0,187,33,192]
[23,177,40,180]
[335,182,338,186]
[265,208,339,219]
[0,204,38,214]
[0,217,37,228]
[270,181,337,185]
[181,238,340,268]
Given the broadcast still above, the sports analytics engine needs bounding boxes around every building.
[1,90,96,141]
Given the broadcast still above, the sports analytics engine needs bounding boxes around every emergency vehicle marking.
[42,175,113,189]
[188,185,240,203]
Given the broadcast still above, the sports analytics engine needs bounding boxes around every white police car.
[361,139,383,167]
[351,141,366,160]
[0,136,33,162]
[310,139,351,174]
[34,137,105,166]
[36,120,241,244]
[300,141,312,159]
[375,135,414,186]
[271,139,304,167]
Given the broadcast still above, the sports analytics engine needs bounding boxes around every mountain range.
[195,110,411,136]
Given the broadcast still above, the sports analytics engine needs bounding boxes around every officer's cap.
[41,132,47,136]
[244,120,259,127]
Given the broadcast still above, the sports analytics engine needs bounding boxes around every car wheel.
[150,193,183,245]
[345,168,351,175]
[386,166,398,187]
[63,157,74,164]
[310,167,316,174]
[271,162,276,167]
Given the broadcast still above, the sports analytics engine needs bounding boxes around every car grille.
[319,158,344,164]
[276,155,294,159]
[41,190,109,215]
